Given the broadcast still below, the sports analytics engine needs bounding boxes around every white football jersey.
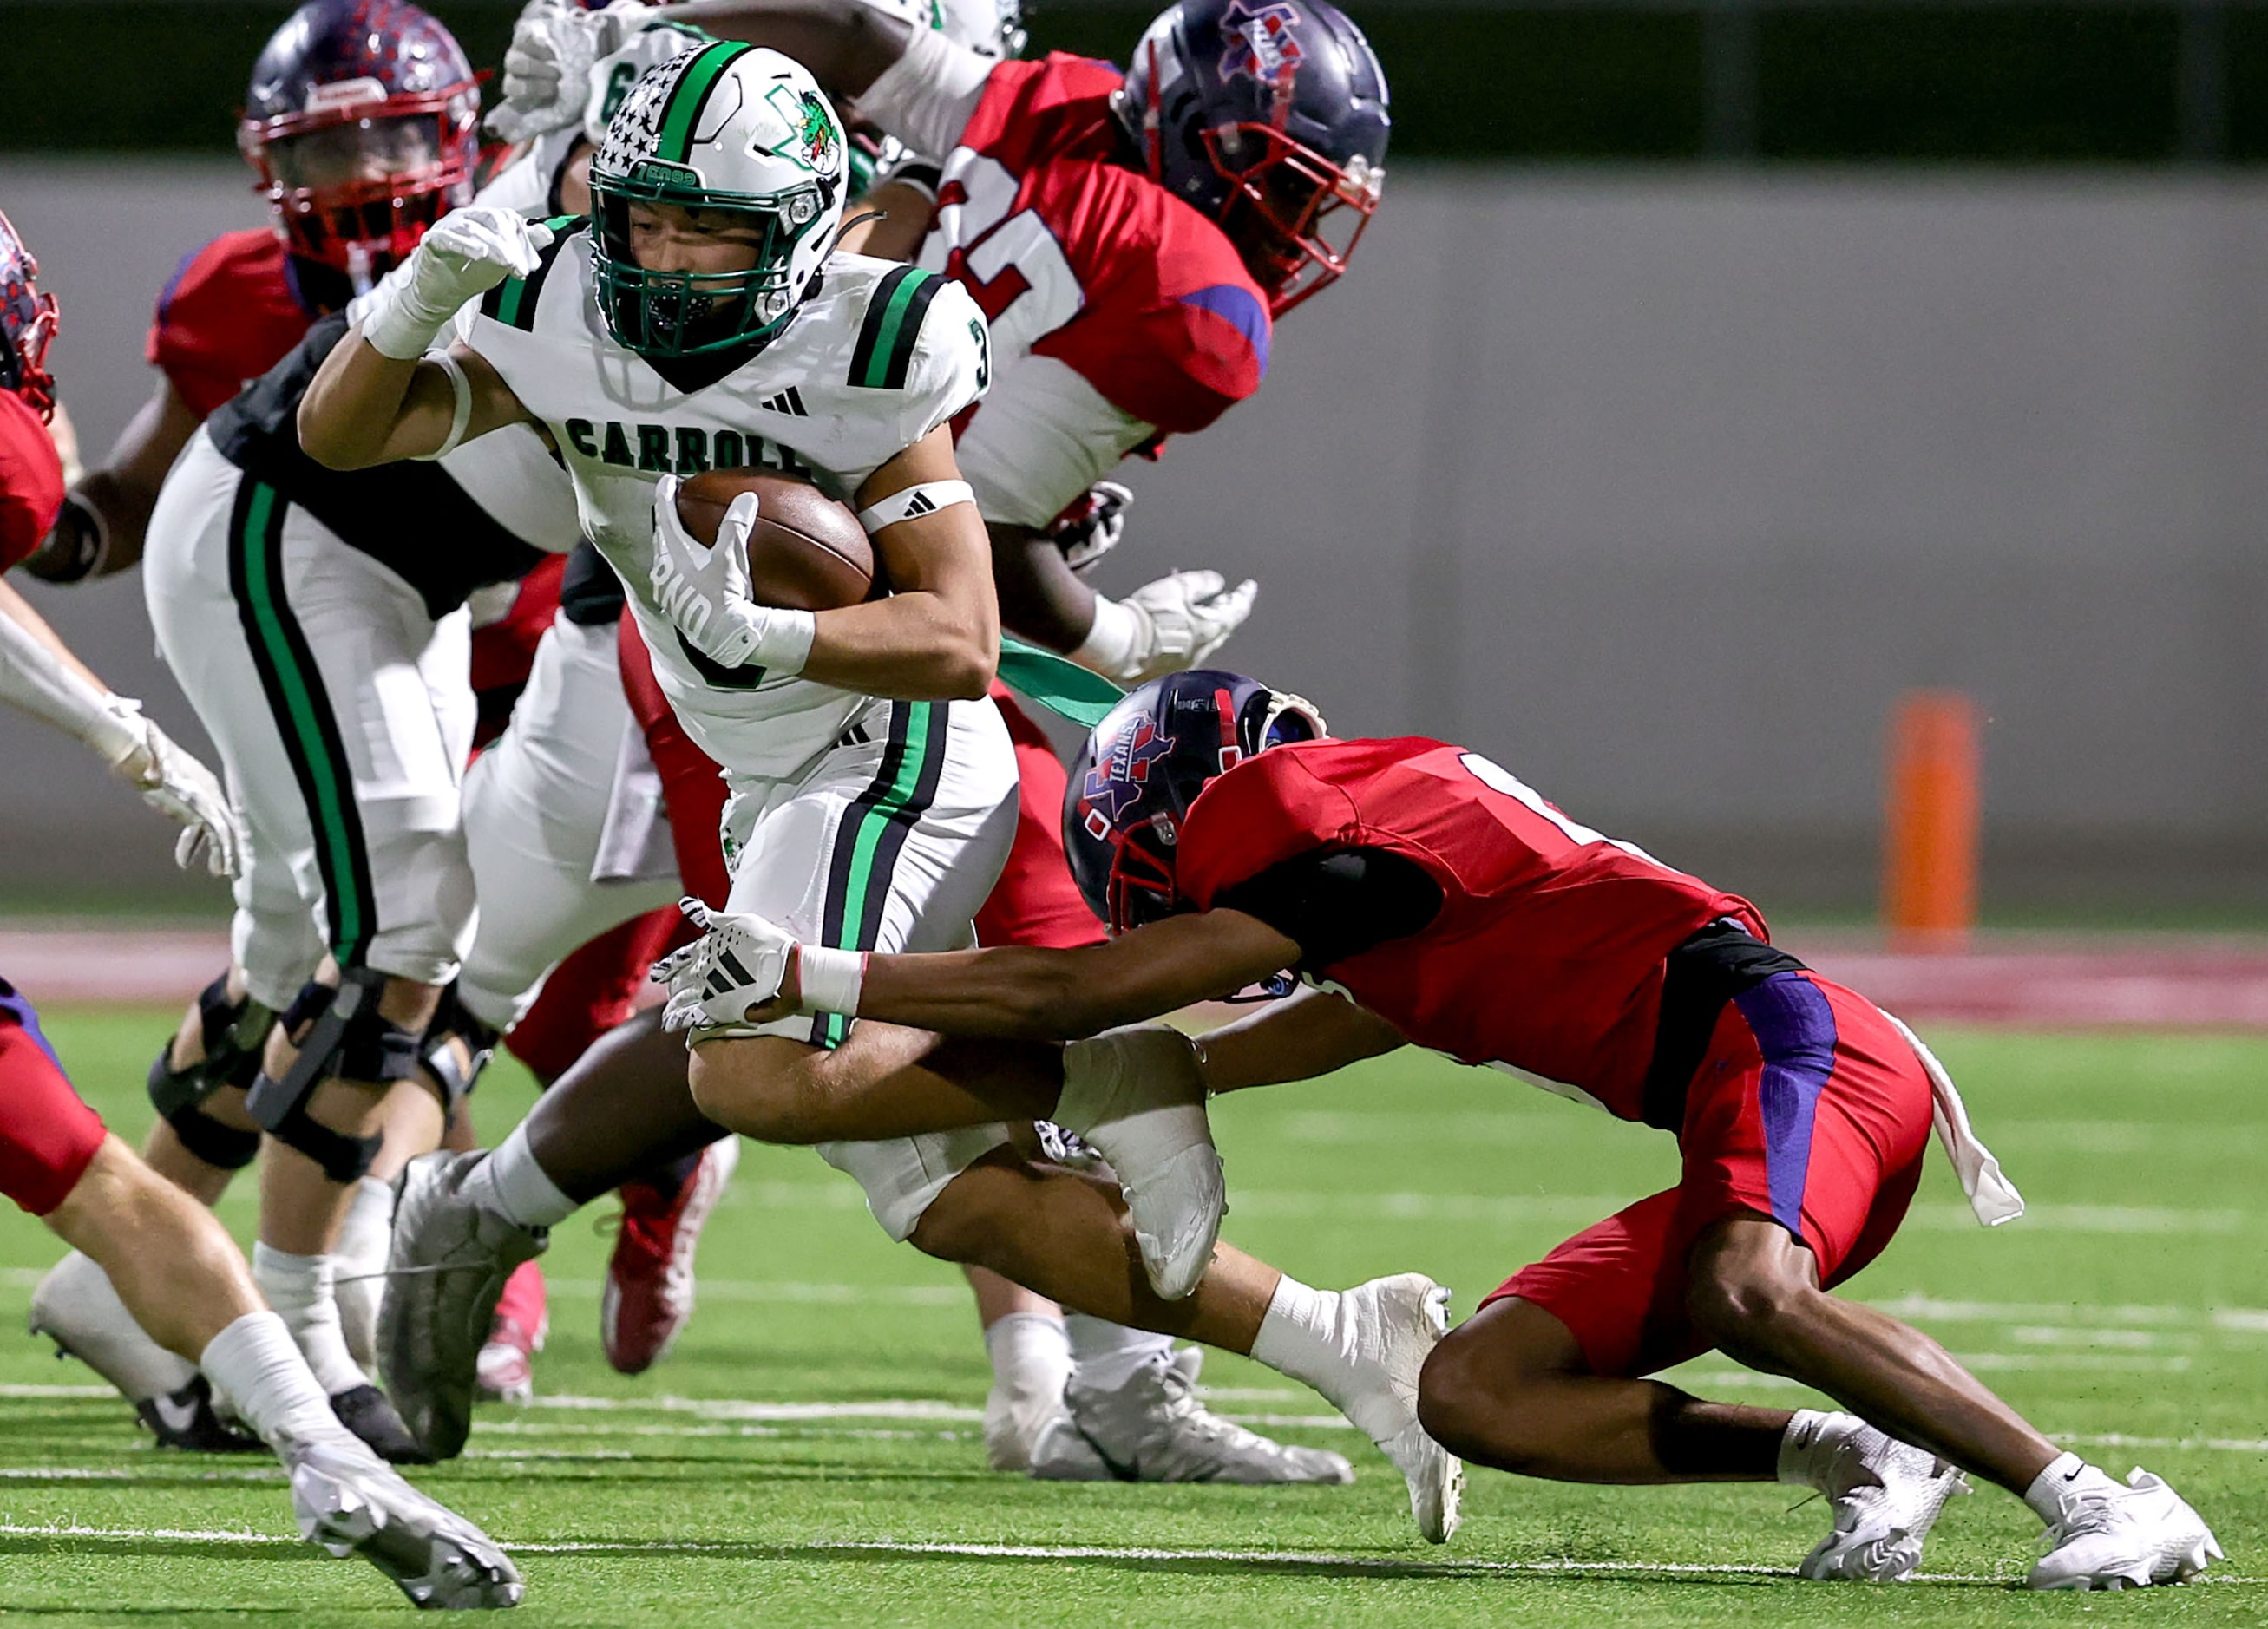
[456,223,991,780]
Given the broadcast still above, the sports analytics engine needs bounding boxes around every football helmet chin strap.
[145,972,274,1172]
[244,968,424,1183]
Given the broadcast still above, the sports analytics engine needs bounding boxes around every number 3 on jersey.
[1459,751,1668,869]
[931,155,1082,364]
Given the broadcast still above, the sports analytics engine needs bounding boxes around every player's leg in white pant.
[41,1135,521,1607]
[145,434,477,1462]
[457,614,679,1040]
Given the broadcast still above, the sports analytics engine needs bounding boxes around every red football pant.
[619,625,1104,958]
[974,690,1106,951]
[503,906,682,1084]
[1,980,108,1217]
[1485,972,1932,1378]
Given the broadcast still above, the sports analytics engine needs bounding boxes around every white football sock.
[35,1249,198,1402]
[1249,1274,1401,1440]
[461,1123,578,1229]
[986,1311,1074,1397]
[1776,1408,1875,1490]
[252,1244,367,1397]
[329,1175,393,1371]
[200,1309,351,1449]
[2023,1451,2121,1524]
[1065,1314,1174,1393]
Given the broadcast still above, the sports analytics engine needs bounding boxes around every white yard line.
[0,1523,2257,1586]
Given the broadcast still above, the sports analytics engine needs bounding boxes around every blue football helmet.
[1114,0,1389,316]
[238,0,479,285]
[1065,670,1327,933]
[0,209,56,420]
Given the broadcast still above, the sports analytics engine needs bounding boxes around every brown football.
[674,468,874,611]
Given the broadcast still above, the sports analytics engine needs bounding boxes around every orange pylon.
[1883,690,1981,952]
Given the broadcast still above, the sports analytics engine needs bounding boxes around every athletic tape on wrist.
[796,945,867,1017]
[856,480,973,534]
[411,350,474,462]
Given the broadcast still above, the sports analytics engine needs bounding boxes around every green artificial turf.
[0,1009,2260,1624]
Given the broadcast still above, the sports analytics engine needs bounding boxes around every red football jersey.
[0,390,63,572]
[928,55,1272,436]
[1176,738,1769,1121]
[147,230,318,418]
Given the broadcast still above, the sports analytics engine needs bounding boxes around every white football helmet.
[588,42,848,355]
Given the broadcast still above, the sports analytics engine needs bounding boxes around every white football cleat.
[1057,1028,1224,1301]
[283,1431,523,1608]
[2028,1469,2222,1591]
[1799,1432,1968,1581]
[1325,1273,1462,1543]
[1030,1354,1354,1484]
[378,1152,547,1462]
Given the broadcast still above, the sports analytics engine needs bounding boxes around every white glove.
[648,474,816,677]
[651,897,798,1035]
[1051,480,1132,573]
[357,207,555,360]
[1072,569,1259,684]
[107,705,244,880]
[490,0,645,142]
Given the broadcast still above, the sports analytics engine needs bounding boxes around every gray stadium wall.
[2,159,2265,918]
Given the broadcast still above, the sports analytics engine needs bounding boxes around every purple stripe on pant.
[1731,971,1839,1235]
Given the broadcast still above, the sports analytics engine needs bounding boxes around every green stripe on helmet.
[658,41,755,166]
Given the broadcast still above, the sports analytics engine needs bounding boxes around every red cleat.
[475,1259,547,1404]
[602,1137,739,1375]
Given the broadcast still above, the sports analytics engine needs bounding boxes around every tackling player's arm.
[800,426,998,699]
[814,909,1304,1041]
[22,378,201,581]
[666,0,910,98]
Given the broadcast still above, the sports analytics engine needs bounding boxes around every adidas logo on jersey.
[562,417,814,481]
[759,388,810,417]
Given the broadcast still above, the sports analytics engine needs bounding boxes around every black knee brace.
[419,982,500,1117]
[146,972,272,1171]
[244,969,423,1183]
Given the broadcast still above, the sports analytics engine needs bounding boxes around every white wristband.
[410,350,474,461]
[747,605,817,676]
[1070,593,1142,677]
[857,480,973,534]
[357,271,453,362]
[796,944,867,1017]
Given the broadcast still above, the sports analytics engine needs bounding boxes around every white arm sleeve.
[0,594,140,766]
[954,356,1155,529]
[855,25,995,161]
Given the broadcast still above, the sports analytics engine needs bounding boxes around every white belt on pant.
[1880,1008,2025,1227]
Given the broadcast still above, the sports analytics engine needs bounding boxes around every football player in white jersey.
[298,50,1457,1541]
[455,3,1343,1484]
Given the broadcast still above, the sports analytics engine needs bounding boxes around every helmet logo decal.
[1218,0,1305,96]
[761,83,841,175]
[1082,716,1174,821]
[303,76,387,113]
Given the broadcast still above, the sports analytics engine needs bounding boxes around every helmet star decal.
[1083,716,1174,822]
[1219,0,1305,92]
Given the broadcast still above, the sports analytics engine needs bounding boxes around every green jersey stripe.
[809,702,945,1049]
[485,214,587,331]
[658,42,754,165]
[226,479,376,965]
[848,265,941,389]
[875,271,945,392]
